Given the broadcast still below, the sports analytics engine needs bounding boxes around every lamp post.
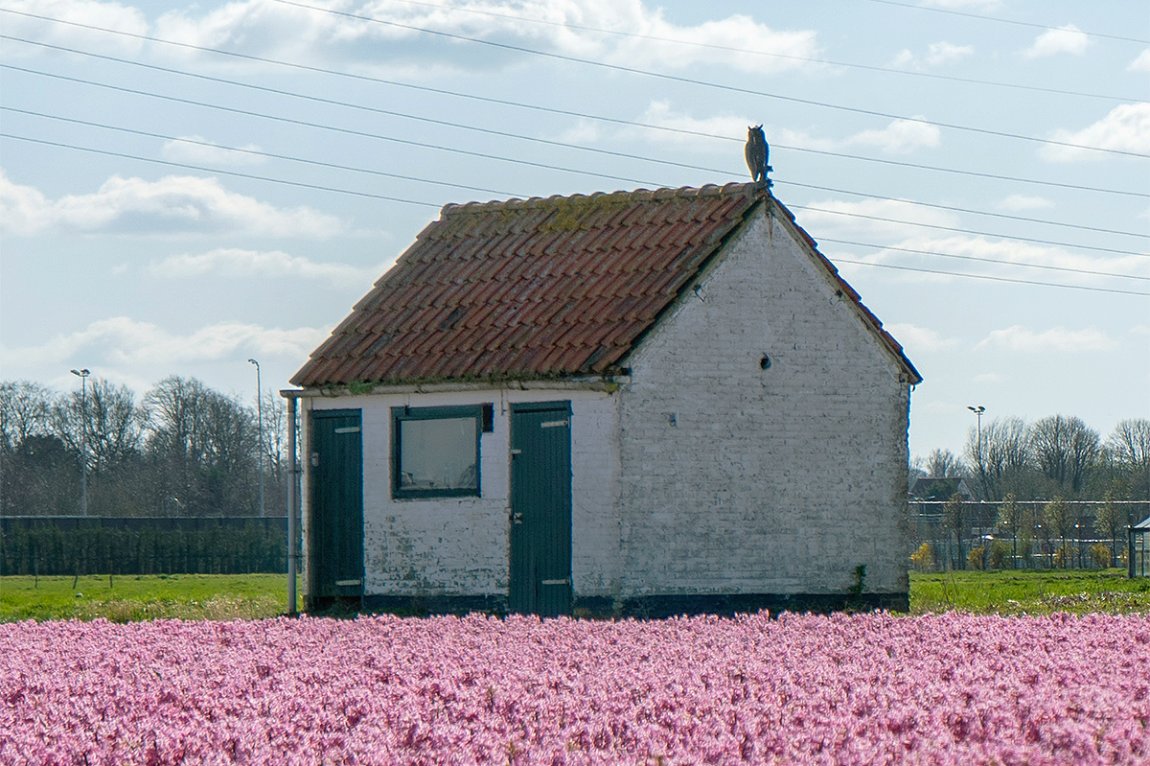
[248,358,265,518]
[967,405,986,500]
[70,368,90,516]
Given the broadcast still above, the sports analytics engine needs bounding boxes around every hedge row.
[0,519,290,575]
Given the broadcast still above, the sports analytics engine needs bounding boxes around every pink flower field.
[2,612,1148,765]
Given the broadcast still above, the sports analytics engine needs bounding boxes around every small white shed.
[291,182,921,616]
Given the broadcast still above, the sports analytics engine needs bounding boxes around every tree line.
[912,415,1150,503]
[0,377,290,518]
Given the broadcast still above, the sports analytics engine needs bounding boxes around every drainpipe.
[284,391,300,616]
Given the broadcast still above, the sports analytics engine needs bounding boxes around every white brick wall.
[301,200,913,604]
[616,204,912,596]
[306,387,620,598]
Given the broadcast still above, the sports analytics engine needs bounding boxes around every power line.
[5,67,1145,258]
[819,238,1150,281]
[13,102,1145,265]
[789,205,1148,258]
[379,0,1137,102]
[3,131,1144,297]
[7,39,1146,242]
[832,259,1150,297]
[0,107,525,199]
[0,65,666,188]
[2,14,1146,200]
[274,0,1150,159]
[0,133,444,208]
[860,0,1150,45]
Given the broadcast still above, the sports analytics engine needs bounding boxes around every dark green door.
[509,401,573,617]
[310,409,363,602]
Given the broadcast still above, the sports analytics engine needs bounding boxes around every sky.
[1,0,1147,461]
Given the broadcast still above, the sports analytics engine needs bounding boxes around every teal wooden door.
[309,409,363,601]
[509,402,573,617]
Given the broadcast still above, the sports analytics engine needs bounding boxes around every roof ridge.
[441,181,761,217]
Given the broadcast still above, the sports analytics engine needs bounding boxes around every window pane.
[398,417,477,491]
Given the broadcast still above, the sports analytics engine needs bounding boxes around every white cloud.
[886,323,959,353]
[1129,49,1150,73]
[794,198,960,241]
[1040,103,1150,162]
[149,248,375,289]
[2,316,329,369]
[628,102,940,156]
[0,172,342,237]
[844,117,940,154]
[998,194,1053,211]
[0,0,148,57]
[161,137,267,167]
[1023,24,1090,59]
[152,1,821,75]
[891,41,974,69]
[976,325,1118,353]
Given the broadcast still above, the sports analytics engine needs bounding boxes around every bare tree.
[1029,415,1102,496]
[146,376,258,516]
[1093,493,1126,567]
[965,417,1030,500]
[924,448,965,478]
[0,381,54,450]
[53,379,147,474]
[1107,419,1150,500]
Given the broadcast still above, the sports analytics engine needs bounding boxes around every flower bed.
[2,612,1148,764]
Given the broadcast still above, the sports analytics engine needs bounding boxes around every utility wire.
[0,133,444,207]
[378,0,1138,102]
[4,122,1147,278]
[788,205,1147,258]
[860,0,1150,45]
[6,67,1145,257]
[6,40,1146,241]
[818,238,1150,282]
[2,14,1146,199]
[832,259,1150,297]
[0,107,525,198]
[2,132,1145,296]
[274,0,1150,159]
[0,65,666,188]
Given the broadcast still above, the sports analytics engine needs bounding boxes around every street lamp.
[70,368,90,516]
[248,358,265,518]
[968,405,986,499]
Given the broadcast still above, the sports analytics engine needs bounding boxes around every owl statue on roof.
[744,124,773,189]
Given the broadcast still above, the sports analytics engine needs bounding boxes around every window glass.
[392,406,483,498]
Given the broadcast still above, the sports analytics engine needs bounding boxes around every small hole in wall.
[760,354,771,370]
[835,289,844,298]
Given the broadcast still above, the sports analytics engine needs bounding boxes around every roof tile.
[292,182,920,387]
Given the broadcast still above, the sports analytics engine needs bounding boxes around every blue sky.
[1,0,1147,459]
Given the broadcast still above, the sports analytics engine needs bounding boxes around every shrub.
[910,542,935,571]
[1089,543,1112,569]
[987,540,1012,570]
[967,546,986,571]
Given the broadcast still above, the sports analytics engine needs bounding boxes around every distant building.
[1131,517,1150,578]
[910,477,975,502]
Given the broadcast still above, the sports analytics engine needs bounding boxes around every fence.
[909,499,1150,572]
[0,516,292,576]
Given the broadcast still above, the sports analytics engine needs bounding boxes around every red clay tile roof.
[292,182,921,388]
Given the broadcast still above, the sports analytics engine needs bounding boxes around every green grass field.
[1,570,1148,622]
[0,573,301,622]
[909,568,1150,615]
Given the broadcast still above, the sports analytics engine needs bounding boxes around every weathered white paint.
[299,200,913,605]
[305,388,620,598]
[616,204,912,597]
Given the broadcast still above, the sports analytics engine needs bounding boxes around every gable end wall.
[617,204,912,598]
